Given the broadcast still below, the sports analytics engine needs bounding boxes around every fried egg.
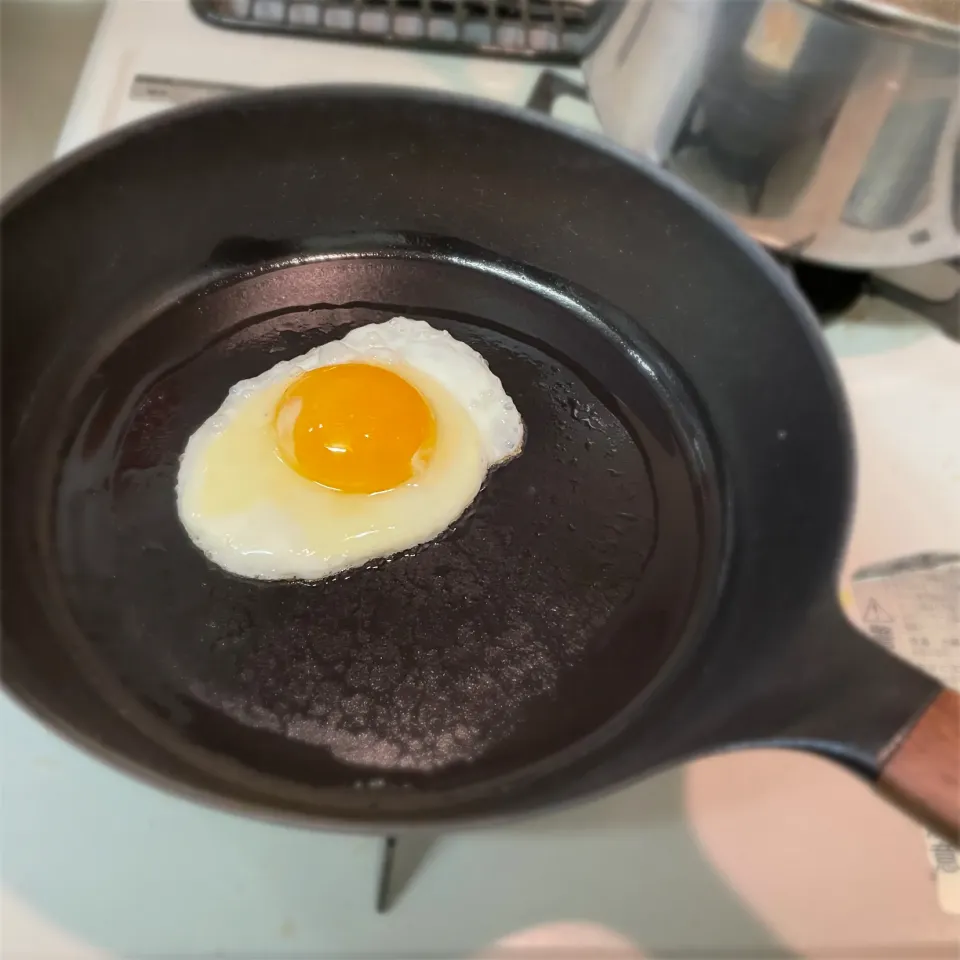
[176,317,524,580]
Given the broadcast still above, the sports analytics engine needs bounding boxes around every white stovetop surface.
[2,2,959,958]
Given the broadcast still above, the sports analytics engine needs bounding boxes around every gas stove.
[4,2,958,957]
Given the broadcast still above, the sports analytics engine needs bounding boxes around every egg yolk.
[274,363,436,494]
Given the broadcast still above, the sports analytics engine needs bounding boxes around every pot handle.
[878,688,960,845]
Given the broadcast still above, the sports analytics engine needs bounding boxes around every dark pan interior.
[49,246,710,798]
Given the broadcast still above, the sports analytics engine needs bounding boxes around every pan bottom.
[52,247,706,796]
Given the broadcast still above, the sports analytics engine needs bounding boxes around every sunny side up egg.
[176,318,525,580]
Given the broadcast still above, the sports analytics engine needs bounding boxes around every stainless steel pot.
[582,0,960,268]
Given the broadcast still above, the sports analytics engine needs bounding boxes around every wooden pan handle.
[878,688,960,845]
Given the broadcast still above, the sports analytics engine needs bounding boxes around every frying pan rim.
[0,81,847,356]
[1,84,856,827]
[3,673,687,835]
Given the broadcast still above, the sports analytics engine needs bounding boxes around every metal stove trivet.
[191,0,615,62]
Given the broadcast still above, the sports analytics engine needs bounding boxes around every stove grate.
[190,0,615,63]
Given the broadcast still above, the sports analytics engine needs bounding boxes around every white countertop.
[2,3,959,958]
[0,0,103,195]
[5,689,958,959]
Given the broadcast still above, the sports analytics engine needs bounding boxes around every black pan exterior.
[1,88,936,826]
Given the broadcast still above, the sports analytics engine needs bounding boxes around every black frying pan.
[2,88,957,839]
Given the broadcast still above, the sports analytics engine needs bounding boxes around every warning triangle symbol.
[863,598,893,624]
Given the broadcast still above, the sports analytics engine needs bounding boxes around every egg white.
[176,318,524,580]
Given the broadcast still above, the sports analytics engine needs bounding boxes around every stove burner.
[789,262,869,320]
[786,259,960,341]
